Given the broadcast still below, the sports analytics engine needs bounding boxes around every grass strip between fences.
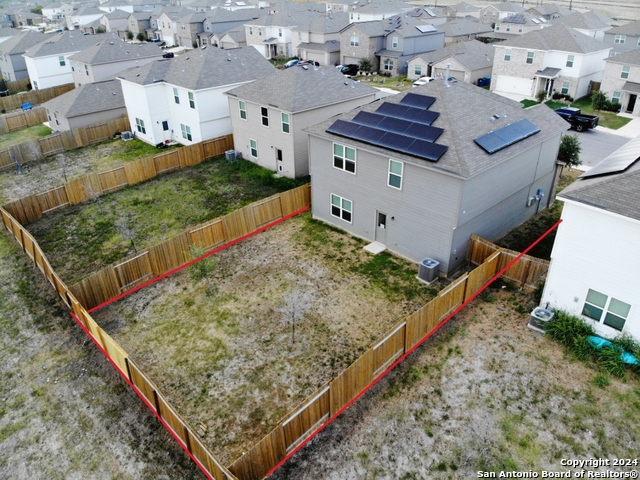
[0,185,560,480]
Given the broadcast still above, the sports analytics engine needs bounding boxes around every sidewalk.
[596,113,640,139]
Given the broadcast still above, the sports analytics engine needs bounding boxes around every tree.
[126,30,134,40]
[359,57,371,73]
[136,32,145,42]
[30,6,43,14]
[95,26,106,34]
[557,134,581,171]
[591,90,607,111]
[188,245,217,296]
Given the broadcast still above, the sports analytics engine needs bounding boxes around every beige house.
[600,49,640,116]
[479,2,524,24]
[225,65,378,178]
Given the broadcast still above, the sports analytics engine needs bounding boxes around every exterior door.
[627,94,637,113]
[375,211,387,245]
[276,148,283,173]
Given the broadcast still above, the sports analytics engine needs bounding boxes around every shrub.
[591,90,607,111]
[536,90,546,102]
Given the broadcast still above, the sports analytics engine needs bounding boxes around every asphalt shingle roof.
[43,79,124,118]
[117,45,275,90]
[605,49,640,66]
[608,20,640,37]
[69,38,162,65]
[0,30,46,55]
[498,22,609,54]
[439,18,493,37]
[551,11,610,31]
[413,40,494,71]
[24,31,113,58]
[305,80,568,179]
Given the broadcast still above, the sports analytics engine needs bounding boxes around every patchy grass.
[0,124,52,150]
[521,97,632,130]
[26,156,305,284]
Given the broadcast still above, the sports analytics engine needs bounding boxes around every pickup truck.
[554,107,599,132]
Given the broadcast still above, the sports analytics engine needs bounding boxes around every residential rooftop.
[498,22,610,54]
[43,78,124,118]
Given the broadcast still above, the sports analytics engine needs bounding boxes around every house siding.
[66,107,128,131]
[340,25,381,71]
[542,201,640,341]
[600,60,640,116]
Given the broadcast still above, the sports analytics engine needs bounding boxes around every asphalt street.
[573,126,632,171]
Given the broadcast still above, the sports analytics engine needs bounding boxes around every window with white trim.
[526,51,534,64]
[58,55,65,66]
[188,92,195,109]
[518,25,523,33]
[504,48,511,61]
[173,87,180,104]
[239,100,247,120]
[414,64,422,76]
[281,112,290,133]
[383,59,393,71]
[180,123,192,141]
[330,194,352,223]
[350,35,359,47]
[495,24,500,31]
[261,106,268,127]
[505,24,511,32]
[566,55,574,68]
[249,26,253,35]
[561,81,569,95]
[250,138,258,158]
[582,289,631,331]
[85,64,89,76]
[388,159,403,189]
[612,91,621,103]
[392,36,398,48]
[614,35,626,44]
[278,28,282,37]
[333,143,356,173]
[135,117,146,134]
[621,65,630,79]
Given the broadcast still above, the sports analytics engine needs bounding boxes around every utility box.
[417,257,439,284]
[527,307,554,333]
[225,150,237,161]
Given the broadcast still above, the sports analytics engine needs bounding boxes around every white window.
[612,91,621,103]
[582,289,631,331]
[188,92,195,109]
[58,55,65,66]
[414,64,422,76]
[278,28,282,37]
[383,59,393,71]
[261,106,269,127]
[350,35,359,47]
[181,23,185,30]
[180,123,192,141]
[504,48,511,61]
[298,32,301,41]
[249,26,252,35]
[250,138,258,158]
[333,143,356,173]
[281,112,290,133]
[518,25,523,33]
[621,65,630,79]
[614,35,626,44]
[561,81,569,95]
[566,55,574,68]
[526,51,534,64]
[239,100,247,120]
[135,117,146,134]
[258,28,262,36]
[330,194,352,223]
[388,159,403,189]
[495,24,500,31]
[173,87,180,104]
[392,36,398,48]
[505,24,511,32]
[84,64,89,76]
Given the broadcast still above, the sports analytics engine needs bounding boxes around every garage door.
[342,56,360,66]
[494,75,533,96]
[433,68,465,82]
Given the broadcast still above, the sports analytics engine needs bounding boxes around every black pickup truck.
[555,107,599,132]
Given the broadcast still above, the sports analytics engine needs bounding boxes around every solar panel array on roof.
[325,92,448,162]
[580,136,640,178]
[474,119,540,154]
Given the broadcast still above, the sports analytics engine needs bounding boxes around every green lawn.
[520,97,632,130]
[0,124,52,150]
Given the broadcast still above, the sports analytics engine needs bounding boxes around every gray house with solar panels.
[305,80,569,276]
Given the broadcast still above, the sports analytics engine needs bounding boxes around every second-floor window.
[333,143,356,173]
[621,65,630,79]
[173,87,180,104]
[261,107,269,127]
[505,24,511,32]
[388,159,403,189]
[249,26,253,35]
[526,51,534,64]
[350,35,359,47]
[392,36,398,48]
[239,100,247,120]
[566,55,574,68]
[614,35,626,44]
[281,112,290,133]
[188,92,195,109]
[278,28,282,37]
[504,48,511,61]
[58,55,65,66]
[84,64,89,76]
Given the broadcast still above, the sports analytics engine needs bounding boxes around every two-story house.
[551,11,611,41]
[176,12,206,48]
[439,17,493,46]
[492,13,549,38]
[226,65,377,178]
[442,2,480,19]
[479,2,524,25]
[244,9,318,59]
[154,7,191,46]
[125,12,154,39]
[602,20,640,57]
[197,8,264,47]
[117,46,275,146]
[24,32,111,90]
[0,30,45,82]
[491,23,611,100]
[599,49,640,116]
[291,12,349,66]
[339,20,386,71]
[526,3,571,22]
[305,80,568,276]
[69,38,163,87]
[66,6,105,30]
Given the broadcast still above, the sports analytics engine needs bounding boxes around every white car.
[412,76,435,87]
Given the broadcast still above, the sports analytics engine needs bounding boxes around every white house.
[491,22,611,100]
[66,6,105,30]
[23,32,111,90]
[541,136,640,341]
[599,49,640,117]
[225,65,378,178]
[117,46,275,146]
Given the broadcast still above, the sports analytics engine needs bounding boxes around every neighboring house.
[66,6,106,30]
[99,0,134,14]
[226,65,377,178]
[131,0,171,12]
[376,17,444,76]
[198,7,264,47]
[491,23,611,100]
[0,30,46,82]
[339,20,386,71]
[218,26,246,49]
[442,2,480,19]
[42,79,126,131]
[176,12,206,48]
[600,49,640,116]
[42,3,64,22]
[438,17,493,45]
[126,12,153,39]
[305,81,569,276]
[541,136,640,342]
[479,2,524,24]
[526,3,571,21]
[244,9,318,59]
[347,1,413,23]
[602,20,640,57]
[0,27,20,45]
[291,12,350,66]
[101,10,132,34]
[155,7,191,46]
[24,32,111,90]
[492,13,549,38]
[70,38,163,87]
[117,46,276,146]
[407,39,494,84]
[551,11,611,41]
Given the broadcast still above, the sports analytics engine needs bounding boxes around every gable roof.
[608,20,640,37]
[413,40,494,71]
[559,136,640,222]
[449,2,479,13]
[605,49,640,67]
[439,18,493,37]
[117,45,275,90]
[0,30,45,55]
[24,31,113,58]
[69,38,162,65]
[103,9,131,20]
[486,2,525,13]
[43,79,124,118]
[498,22,610,54]
[306,81,568,179]
[341,20,387,37]
[225,65,376,113]
[551,11,610,31]
[291,11,350,34]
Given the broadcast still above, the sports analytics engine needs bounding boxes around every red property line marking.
[265,218,562,477]
[68,312,215,480]
[88,206,309,313]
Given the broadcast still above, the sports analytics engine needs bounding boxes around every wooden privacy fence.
[70,184,312,310]
[0,116,131,174]
[0,106,48,134]
[2,134,234,225]
[1,203,238,480]
[0,83,75,112]
[3,78,31,94]
[467,234,549,290]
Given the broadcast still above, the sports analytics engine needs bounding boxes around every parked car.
[340,64,359,77]
[162,52,174,58]
[445,76,457,83]
[413,76,435,87]
[555,107,599,132]
[284,59,299,69]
